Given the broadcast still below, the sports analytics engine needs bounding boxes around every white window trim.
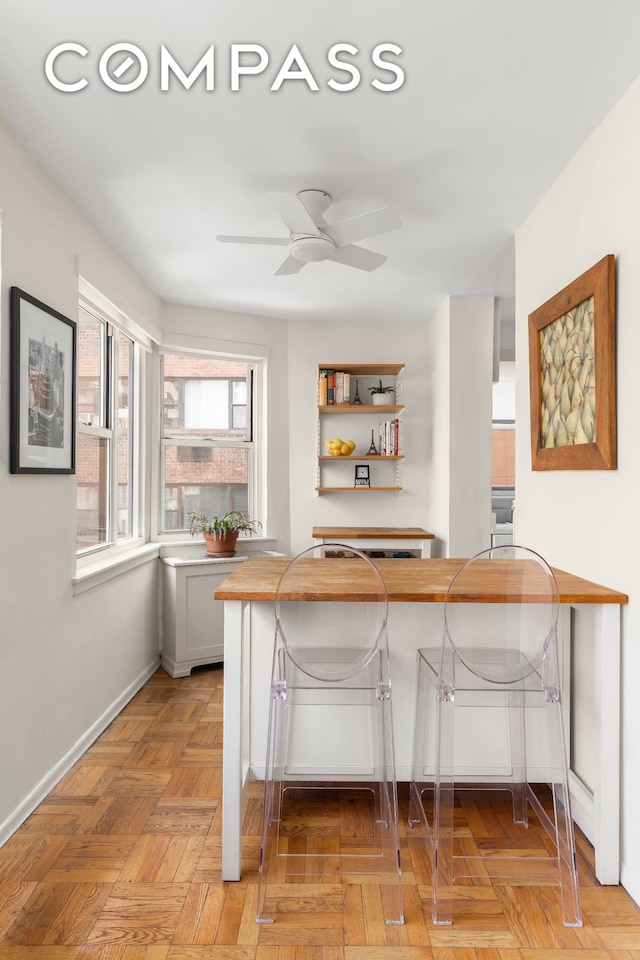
[79,276,157,350]
[76,290,151,569]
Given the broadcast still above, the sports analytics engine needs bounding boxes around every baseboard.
[0,658,160,847]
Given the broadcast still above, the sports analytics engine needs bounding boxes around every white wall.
[493,360,516,421]
[0,118,162,839]
[424,299,451,555]
[515,75,640,902]
[425,295,495,556]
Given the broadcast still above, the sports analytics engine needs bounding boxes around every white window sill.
[161,550,283,568]
[158,536,277,559]
[73,543,161,595]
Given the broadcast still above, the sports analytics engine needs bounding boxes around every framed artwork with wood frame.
[528,254,616,471]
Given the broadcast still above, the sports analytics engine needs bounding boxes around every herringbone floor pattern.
[1,665,639,959]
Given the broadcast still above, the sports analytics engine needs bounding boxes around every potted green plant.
[368,379,395,406]
[188,510,262,558]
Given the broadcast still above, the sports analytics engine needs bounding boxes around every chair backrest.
[274,543,389,682]
[443,545,560,684]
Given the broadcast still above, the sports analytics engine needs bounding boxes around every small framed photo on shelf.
[10,287,76,474]
[354,464,370,487]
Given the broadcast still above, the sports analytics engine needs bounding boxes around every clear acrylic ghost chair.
[256,543,404,925]
[408,545,581,927]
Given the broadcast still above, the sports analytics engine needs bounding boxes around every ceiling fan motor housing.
[289,234,336,262]
[297,188,332,217]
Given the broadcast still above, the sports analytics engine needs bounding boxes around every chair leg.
[507,687,528,825]
[431,686,454,926]
[409,653,427,827]
[408,651,437,875]
[376,683,404,925]
[379,784,404,924]
[256,689,289,924]
[546,696,582,927]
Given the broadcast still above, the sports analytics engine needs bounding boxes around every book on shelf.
[327,370,335,404]
[318,368,353,406]
[318,368,335,405]
[318,369,328,406]
[378,417,401,455]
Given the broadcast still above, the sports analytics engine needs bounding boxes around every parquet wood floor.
[1,665,639,960]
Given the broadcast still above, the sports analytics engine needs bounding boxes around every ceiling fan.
[216,189,401,276]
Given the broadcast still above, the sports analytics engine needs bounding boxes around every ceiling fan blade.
[270,194,319,236]
[330,244,387,271]
[275,255,306,276]
[323,207,401,247]
[217,235,289,245]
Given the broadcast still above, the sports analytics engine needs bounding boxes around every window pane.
[163,355,249,439]
[163,445,249,531]
[232,405,246,430]
[77,308,105,427]
[117,333,132,540]
[232,380,246,404]
[184,378,229,430]
[77,432,109,549]
[231,380,247,429]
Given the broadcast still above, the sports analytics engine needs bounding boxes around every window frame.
[76,297,145,559]
[156,349,263,539]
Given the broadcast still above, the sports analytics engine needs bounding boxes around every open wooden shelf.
[317,363,404,494]
[319,363,404,376]
[316,486,403,494]
[318,454,404,461]
[319,404,404,415]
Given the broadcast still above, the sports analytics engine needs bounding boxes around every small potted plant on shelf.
[368,379,395,405]
[188,510,262,558]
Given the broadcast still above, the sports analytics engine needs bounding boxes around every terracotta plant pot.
[203,531,239,557]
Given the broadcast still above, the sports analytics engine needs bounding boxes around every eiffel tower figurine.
[367,429,378,455]
[351,379,362,404]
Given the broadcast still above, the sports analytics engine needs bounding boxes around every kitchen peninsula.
[214,555,627,884]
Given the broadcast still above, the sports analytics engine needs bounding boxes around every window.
[160,353,256,532]
[76,304,140,553]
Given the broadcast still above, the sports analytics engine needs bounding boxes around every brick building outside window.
[161,353,255,532]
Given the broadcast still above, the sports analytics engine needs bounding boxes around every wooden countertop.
[312,526,434,540]
[214,556,628,605]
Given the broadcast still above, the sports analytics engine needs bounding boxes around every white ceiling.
[2,1,640,329]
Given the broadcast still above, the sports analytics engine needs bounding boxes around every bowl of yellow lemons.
[324,438,356,456]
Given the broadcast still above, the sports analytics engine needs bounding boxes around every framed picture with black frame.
[10,286,76,474]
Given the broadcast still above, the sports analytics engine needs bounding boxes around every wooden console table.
[214,556,627,883]
[312,525,434,557]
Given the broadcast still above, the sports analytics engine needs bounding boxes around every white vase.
[372,392,394,405]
